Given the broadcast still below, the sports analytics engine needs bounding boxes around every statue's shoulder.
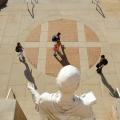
[74,92,96,106]
[40,92,51,100]
[40,92,57,103]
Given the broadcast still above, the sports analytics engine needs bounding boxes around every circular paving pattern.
[25,19,101,76]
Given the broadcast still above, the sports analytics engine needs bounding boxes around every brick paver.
[84,25,99,42]
[87,47,101,68]
[25,48,39,68]
[46,47,80,76]
[48,19,78,42]
[26,25,41,42]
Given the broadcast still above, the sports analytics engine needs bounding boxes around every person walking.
[96,55,108,73]
[15,42,25,62]
[52,32,61,42]
[52,32,62,56]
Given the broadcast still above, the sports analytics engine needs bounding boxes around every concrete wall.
[14,101,27,120]
[0,99,27,120]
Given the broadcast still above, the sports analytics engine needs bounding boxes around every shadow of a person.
[23,61,37,89]
[26,0,35,18]
[54,46,70,66]
[96,4,105,18]
[99,72,119,98]
[92,0,105,18]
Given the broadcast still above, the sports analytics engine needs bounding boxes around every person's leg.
[21,51,24,58]
[53,44,57,56]
[57,41,61,52]
[17,52,22,61]
[21,51,25,62]
[96,66,103,73]
[96,62,103,72]
[19,52,25,62]
[96,63,100,68]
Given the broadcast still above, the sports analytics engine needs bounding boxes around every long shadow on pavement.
[54,46,70,66]
[26,0,38,19]
[92,0,105,18]
[96,4,105,18]
[99,72,119,98]
[23,61,37,89]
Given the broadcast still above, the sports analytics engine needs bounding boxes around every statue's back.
[37,92,94,120]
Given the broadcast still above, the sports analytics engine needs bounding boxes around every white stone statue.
[28,65,96,120]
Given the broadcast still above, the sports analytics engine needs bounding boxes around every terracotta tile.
[84,25,99,42]
[87,47,101,68]
[48,19,78,42]
[26,25,41,42]
[25,48,39,68]
[46,47,80,77]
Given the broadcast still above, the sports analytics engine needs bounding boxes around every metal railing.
[6,88,16,100]
[116,88,120,98]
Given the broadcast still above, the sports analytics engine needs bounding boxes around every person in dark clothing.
[52,32,62,56]
[15,42,25,62]
[0,0,8,10]
[96,55,108,73]
[52,32,61,42]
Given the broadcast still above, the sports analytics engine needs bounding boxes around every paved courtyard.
[0,0,120,119]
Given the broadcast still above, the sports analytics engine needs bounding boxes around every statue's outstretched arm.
[27,82,40,104]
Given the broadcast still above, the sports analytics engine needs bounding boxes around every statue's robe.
[29,89,94,120]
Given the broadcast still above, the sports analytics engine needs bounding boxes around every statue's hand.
[27,81,40,104]
[27,81,35,90]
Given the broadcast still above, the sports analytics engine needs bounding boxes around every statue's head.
[56,65,80,94]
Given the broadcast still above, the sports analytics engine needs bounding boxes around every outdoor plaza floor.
[0,0,120,119]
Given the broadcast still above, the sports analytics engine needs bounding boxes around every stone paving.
[0,0,120,120]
